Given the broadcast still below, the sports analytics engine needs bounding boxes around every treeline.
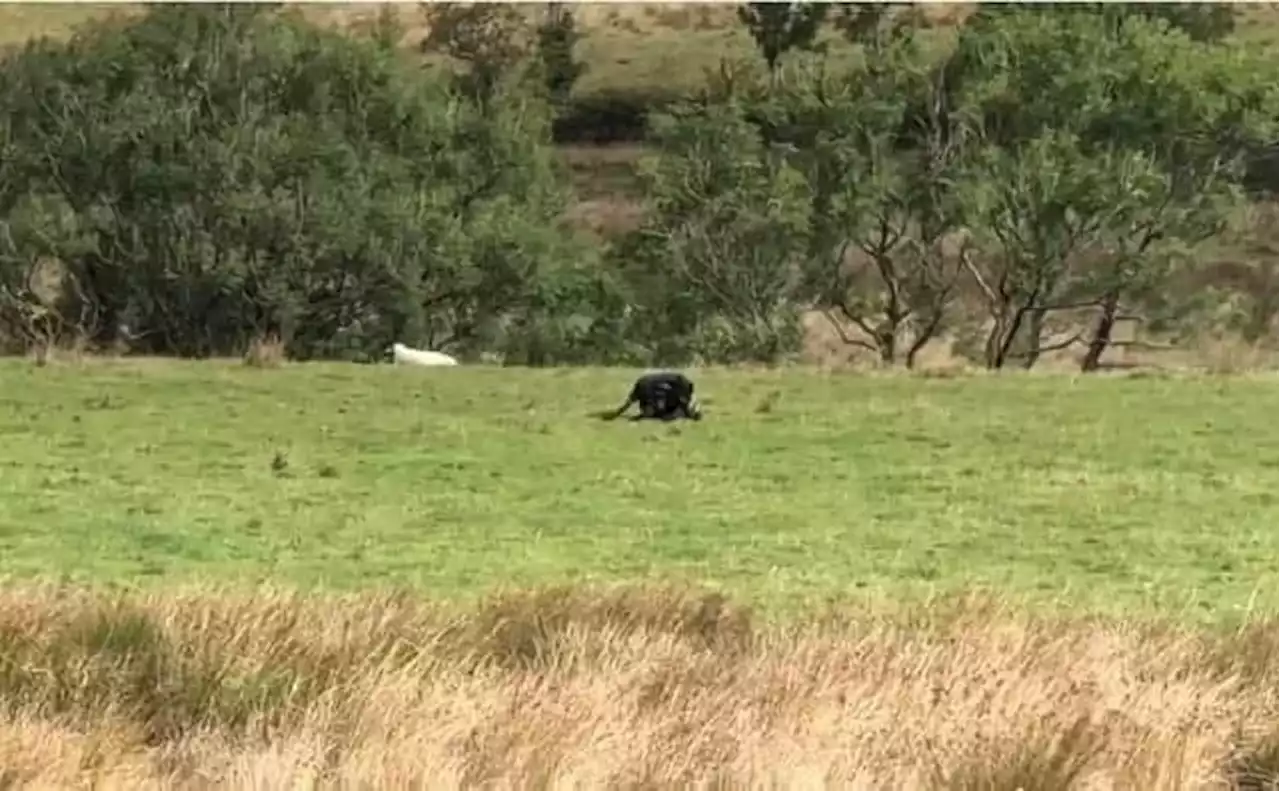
[0,3,1275,368]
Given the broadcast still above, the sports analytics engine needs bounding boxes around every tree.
[830,2,928,48]
[0,4,586,362]
[737,2,829,75]
[535,3,585,110]
[420,2,532,108]
[366,4,406,51]
[960,134,1239,372]
[754,25,970,368]
[620,102,811,363]
[945,8,1271,370]
[0,192,95,354]
[958,132,1110,369]
[1075,157,1240,372]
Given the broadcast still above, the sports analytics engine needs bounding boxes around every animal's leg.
[631,396,664,421]
[630,400,656,421]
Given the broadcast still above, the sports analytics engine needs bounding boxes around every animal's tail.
[594,400,632,421]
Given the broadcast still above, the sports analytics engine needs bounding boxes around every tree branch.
[821,308,878,352]
[1005,331,1084,359]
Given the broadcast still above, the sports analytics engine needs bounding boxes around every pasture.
[0,359,1274,620]
[0,358,1276,787]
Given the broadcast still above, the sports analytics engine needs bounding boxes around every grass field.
[0,360,1276,786]
[0,359,1274,619]
[0,6,1276,784]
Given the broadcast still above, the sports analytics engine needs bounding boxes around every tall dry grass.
[242,334,286,369]
[0,583,1273,789]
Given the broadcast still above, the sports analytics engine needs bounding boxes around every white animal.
[391,342,459,367]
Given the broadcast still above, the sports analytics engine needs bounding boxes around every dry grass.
[22,335,91,368]
[0,583,1273,789]
[242,334,287,369]
[798,310,1280,373]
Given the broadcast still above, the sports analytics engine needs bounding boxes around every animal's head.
[686,396,704,421]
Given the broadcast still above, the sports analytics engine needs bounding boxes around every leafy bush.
[0,5,592,362]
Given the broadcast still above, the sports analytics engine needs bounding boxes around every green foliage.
[945,8,1266,368]
[970,2,1238,44]
[367,4,406,52]
[0,4,611,363]
[535,2,586,111]
[621,102,811,363]
[748,34,970,367]
[0,2,1273,367]
[831,2,929,48]
[959,132,1124,368]
[419,2,531,107]
[736,2,828,73]
[948,6,1275,172]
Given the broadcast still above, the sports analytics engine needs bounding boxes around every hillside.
[3,3,1275,102]
[3,3,1275,235]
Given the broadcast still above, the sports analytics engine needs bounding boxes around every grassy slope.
[0,360,1274,619]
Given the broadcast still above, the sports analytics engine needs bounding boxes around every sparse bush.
[419,2,532,107]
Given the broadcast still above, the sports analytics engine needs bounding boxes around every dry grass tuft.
[242,334,286,368]
[0,582,1272,788]
[24,335,89,368]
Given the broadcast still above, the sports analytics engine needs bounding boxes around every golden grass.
[0,583,1273,788]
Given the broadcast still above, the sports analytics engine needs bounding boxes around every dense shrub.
[0,5,619,363]
[0,3,1274,368]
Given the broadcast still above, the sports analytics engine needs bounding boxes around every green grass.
[0,360,1274,620]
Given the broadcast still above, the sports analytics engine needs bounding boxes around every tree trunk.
[983,312,1009,369]
[1019,307,1046,370]
[1080,291,1120,373]
[904,309,946,370]
[990,303,1032,370]
[877,323,896,365]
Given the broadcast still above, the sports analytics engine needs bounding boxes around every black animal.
[600,371,703,422]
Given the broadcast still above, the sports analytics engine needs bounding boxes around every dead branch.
[1005,331,1085,359]
[1102,339,1179,351]
[821,308,878,353]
